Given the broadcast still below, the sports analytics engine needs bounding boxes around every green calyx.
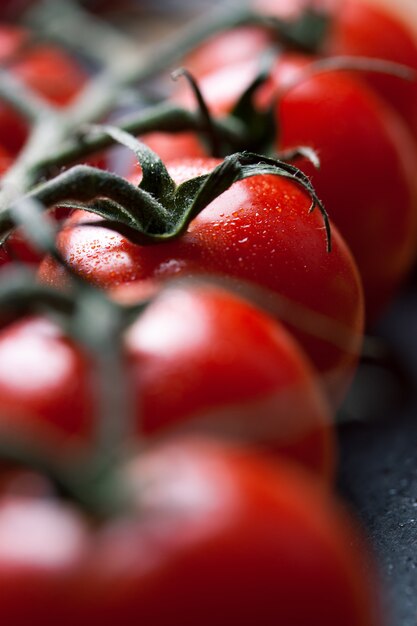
[261,7,330,54]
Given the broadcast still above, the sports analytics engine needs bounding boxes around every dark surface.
[338,289,417,626]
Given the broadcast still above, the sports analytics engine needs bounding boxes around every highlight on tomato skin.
[0,437,382,626]
[0,279,336,483]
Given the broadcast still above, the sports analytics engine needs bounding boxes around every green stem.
[0,116,70,212]
[172,68,222,157]
[64,4,261,126]
[34,104,246,177]
[0,70,53,123]
[24,0,140,70]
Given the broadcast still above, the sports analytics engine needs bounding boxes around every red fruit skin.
[272,56,417,321]
[0,439,382,626]
[0,281,336,482]
[38,159,364,405]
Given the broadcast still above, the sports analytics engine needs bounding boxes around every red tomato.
[38,158,364,404]
[0,438,382,626]
[185,0,417,140]
[0,26,87,154]
[173,55,417,321]
[0,281,335,481]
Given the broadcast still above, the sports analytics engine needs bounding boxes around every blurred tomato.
[0,281,335,481]
[0,438,382,626]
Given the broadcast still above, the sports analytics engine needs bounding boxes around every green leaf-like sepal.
[88,124,176,203]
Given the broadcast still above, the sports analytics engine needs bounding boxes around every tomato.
[0,26,87,154]
[172,54,417,322]
[0,438,382,626]
[38,158,364,404]
[0,281,335,481]
[185,0,417,141]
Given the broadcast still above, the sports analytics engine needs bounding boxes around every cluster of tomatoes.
[0,0,416,623]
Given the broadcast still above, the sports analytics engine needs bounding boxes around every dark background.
[339,288,417,626]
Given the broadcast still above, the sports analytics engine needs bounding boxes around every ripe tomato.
[38,158,364,404]
[0,438,382,626]
[0,26,87,154]
[0,281,335,481]
[172,55,417,322]
[185,0,417,140]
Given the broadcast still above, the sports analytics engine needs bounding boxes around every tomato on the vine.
[0,280,335,481]
[0,438,382,626]
[185,0,417,141]
[169,53,417,321]
[38,157,364,405]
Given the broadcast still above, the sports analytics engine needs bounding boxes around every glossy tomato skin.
[0,316,95,451]
[175,54,417,322]
[39,159,364,404]
[0,281,335,481]
[1,439,379,626]
[124,281,335,479]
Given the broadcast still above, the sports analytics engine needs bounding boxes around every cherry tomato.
[0,281,335,481]
[38,158,364,404]
[0,438,382,626]
[185,0,417,141]
[173,54,417,321]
